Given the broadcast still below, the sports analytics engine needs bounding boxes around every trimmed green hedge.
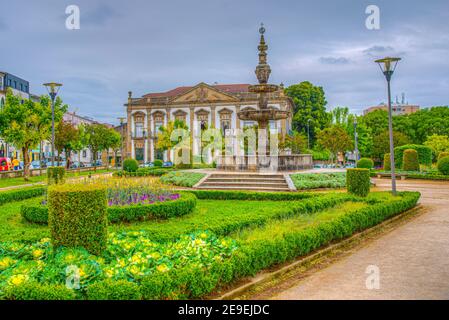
[0,187,46,206]
[21,192,197,224]
[437,156,449,175]
[86,280,141,300]
[394,144,432,168]
[357,158,374,169]
[3,282,76,300]
[190,189,315,201]
[347,168,370,197]
[47,167,65,185]
[113,167,172,177]
[107,192,197,222]
[403,149,419,171]
[383,153,391,171]
[48,184,108,255]
[160,172,206,187]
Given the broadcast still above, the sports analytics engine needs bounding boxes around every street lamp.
[375,57,401,196]
[307,119,312,150]
[353,117,359,163]
[43,82,63,168]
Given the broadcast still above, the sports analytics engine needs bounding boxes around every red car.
[0,157,12,171]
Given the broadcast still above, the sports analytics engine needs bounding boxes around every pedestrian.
[12,157,20,171]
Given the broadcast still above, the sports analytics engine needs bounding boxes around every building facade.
[124,82,294,163]
[364,94,420,116]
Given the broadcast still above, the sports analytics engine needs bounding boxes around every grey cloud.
[319,57,350,65]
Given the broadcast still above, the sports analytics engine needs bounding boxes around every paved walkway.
[268,179,449,300]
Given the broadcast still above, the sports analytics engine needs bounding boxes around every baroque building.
[124,82,294,163]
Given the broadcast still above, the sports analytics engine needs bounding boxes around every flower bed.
[0,231,237,300]
[289,173,346,190]
[21,192,197,224]
[160,172,206,187]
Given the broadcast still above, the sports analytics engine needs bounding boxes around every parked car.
[142,162,154,168]
[162,161,173,167]
[30,160,41,169]
[0,157,12,171]
[91,160,102,167]
[70,161,85,169]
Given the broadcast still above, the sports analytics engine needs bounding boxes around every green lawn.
[0,169,112,189]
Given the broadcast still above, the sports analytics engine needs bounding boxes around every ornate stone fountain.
[216,24,313,172]
[237,24,291,129]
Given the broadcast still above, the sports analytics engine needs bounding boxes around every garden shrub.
[153,159,163,167]
[0,187,46,206]
[403,149,419,171]
[47,167,65,185]
[438,152,449,161]
[357,158,374,170]
[113,167,172,177]
[86,280,141,300]
[437,156,449,175]
[3,282,76,300]
[394,144,432,168]
[21,192,197,224]
[383,153,391,171]
[123,158,139,172]
[48,183,108,255]
[346,168,370,197]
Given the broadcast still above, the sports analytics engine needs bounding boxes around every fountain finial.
[255,23,271,84]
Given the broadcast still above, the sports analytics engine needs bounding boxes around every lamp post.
[307,119,312,150]
[118,117,126,169]
[375,57,401,196]
[43,82,63,168]
[353,117,359,163]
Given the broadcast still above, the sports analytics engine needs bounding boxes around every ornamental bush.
[48,183,108,255]
[0,187,45,206]
[394,144,432,168]
[153,159,163,167]
[357,158,374,170]
[403,149,419,171]
[437,156,449,175]
[3,282,75,300]
[383,153,391,171]
[21,203,48,224]
[47,167,65,185]
[346,168,370,197]
[123,158,139,172]
[438,152,449,161]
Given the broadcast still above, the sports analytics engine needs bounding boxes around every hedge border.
[189,190,316,201]
[0,187,46,206]
[21,191,197,224]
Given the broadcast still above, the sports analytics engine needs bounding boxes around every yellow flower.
[79,268,86,278]
[39,238,51,244]
[105,269,114,278]
[194,239,204,246]
[0,257,16,270]
[200,233,208,239]
[32,249,44,259]
[221,240,228,247]
[129,265,142,276]
[156,264,169,273]
[8,274,29,286]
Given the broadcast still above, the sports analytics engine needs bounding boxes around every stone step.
[201,181,289,187]
[196,185,291,192]
[209,174,285,179]
[206,177,287,183]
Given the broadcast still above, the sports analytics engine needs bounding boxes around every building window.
[173,110,187,123]
[0,97,4,110]
[243,121,256,128]
[135,122,144,138]
[219,109,232,135]
[82,150,87,157]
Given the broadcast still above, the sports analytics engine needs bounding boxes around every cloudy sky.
[1,0,448,124]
